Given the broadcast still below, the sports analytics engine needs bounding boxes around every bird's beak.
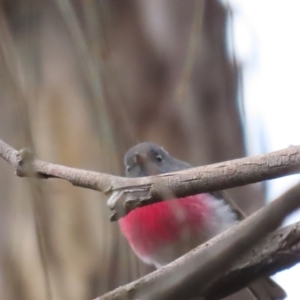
[134,152,144,165]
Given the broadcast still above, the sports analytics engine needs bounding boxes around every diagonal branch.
[96,222,300,300]
[1,138,300,220]
[204,221,300,299]
[97,183,300,300]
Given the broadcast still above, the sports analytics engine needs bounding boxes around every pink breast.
[119,194,212,256]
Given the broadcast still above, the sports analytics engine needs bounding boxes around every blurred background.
[0,0,299,299]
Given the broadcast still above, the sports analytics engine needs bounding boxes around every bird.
[119,142,286,300]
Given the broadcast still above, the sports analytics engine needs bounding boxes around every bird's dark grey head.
[124,142,191,177]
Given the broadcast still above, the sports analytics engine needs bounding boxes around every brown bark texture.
[0,1,269,300]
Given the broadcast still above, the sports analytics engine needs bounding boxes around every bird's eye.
[156,155,163,162]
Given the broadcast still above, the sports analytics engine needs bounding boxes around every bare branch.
[1,138,300,220]
[204,222,300,299]
[97,183,300,300]
[0,138,113,191]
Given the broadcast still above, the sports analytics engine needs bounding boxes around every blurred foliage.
[0,0,264,299]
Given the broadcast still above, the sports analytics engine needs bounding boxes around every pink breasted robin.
[119,142,286,300]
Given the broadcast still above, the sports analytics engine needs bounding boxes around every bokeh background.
[0,0,298,299]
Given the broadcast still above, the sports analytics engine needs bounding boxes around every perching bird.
[119,142,286,300]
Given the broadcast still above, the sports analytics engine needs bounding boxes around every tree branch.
[96,222,300,300]
[204,221,300,299]
[97,183,300,300]
[1,138,300,220]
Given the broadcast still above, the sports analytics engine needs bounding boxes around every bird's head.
[124,142,191,177]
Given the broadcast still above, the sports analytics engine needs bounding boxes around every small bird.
[119,142,286,300]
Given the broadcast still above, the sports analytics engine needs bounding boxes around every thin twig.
[176,0,205,102]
